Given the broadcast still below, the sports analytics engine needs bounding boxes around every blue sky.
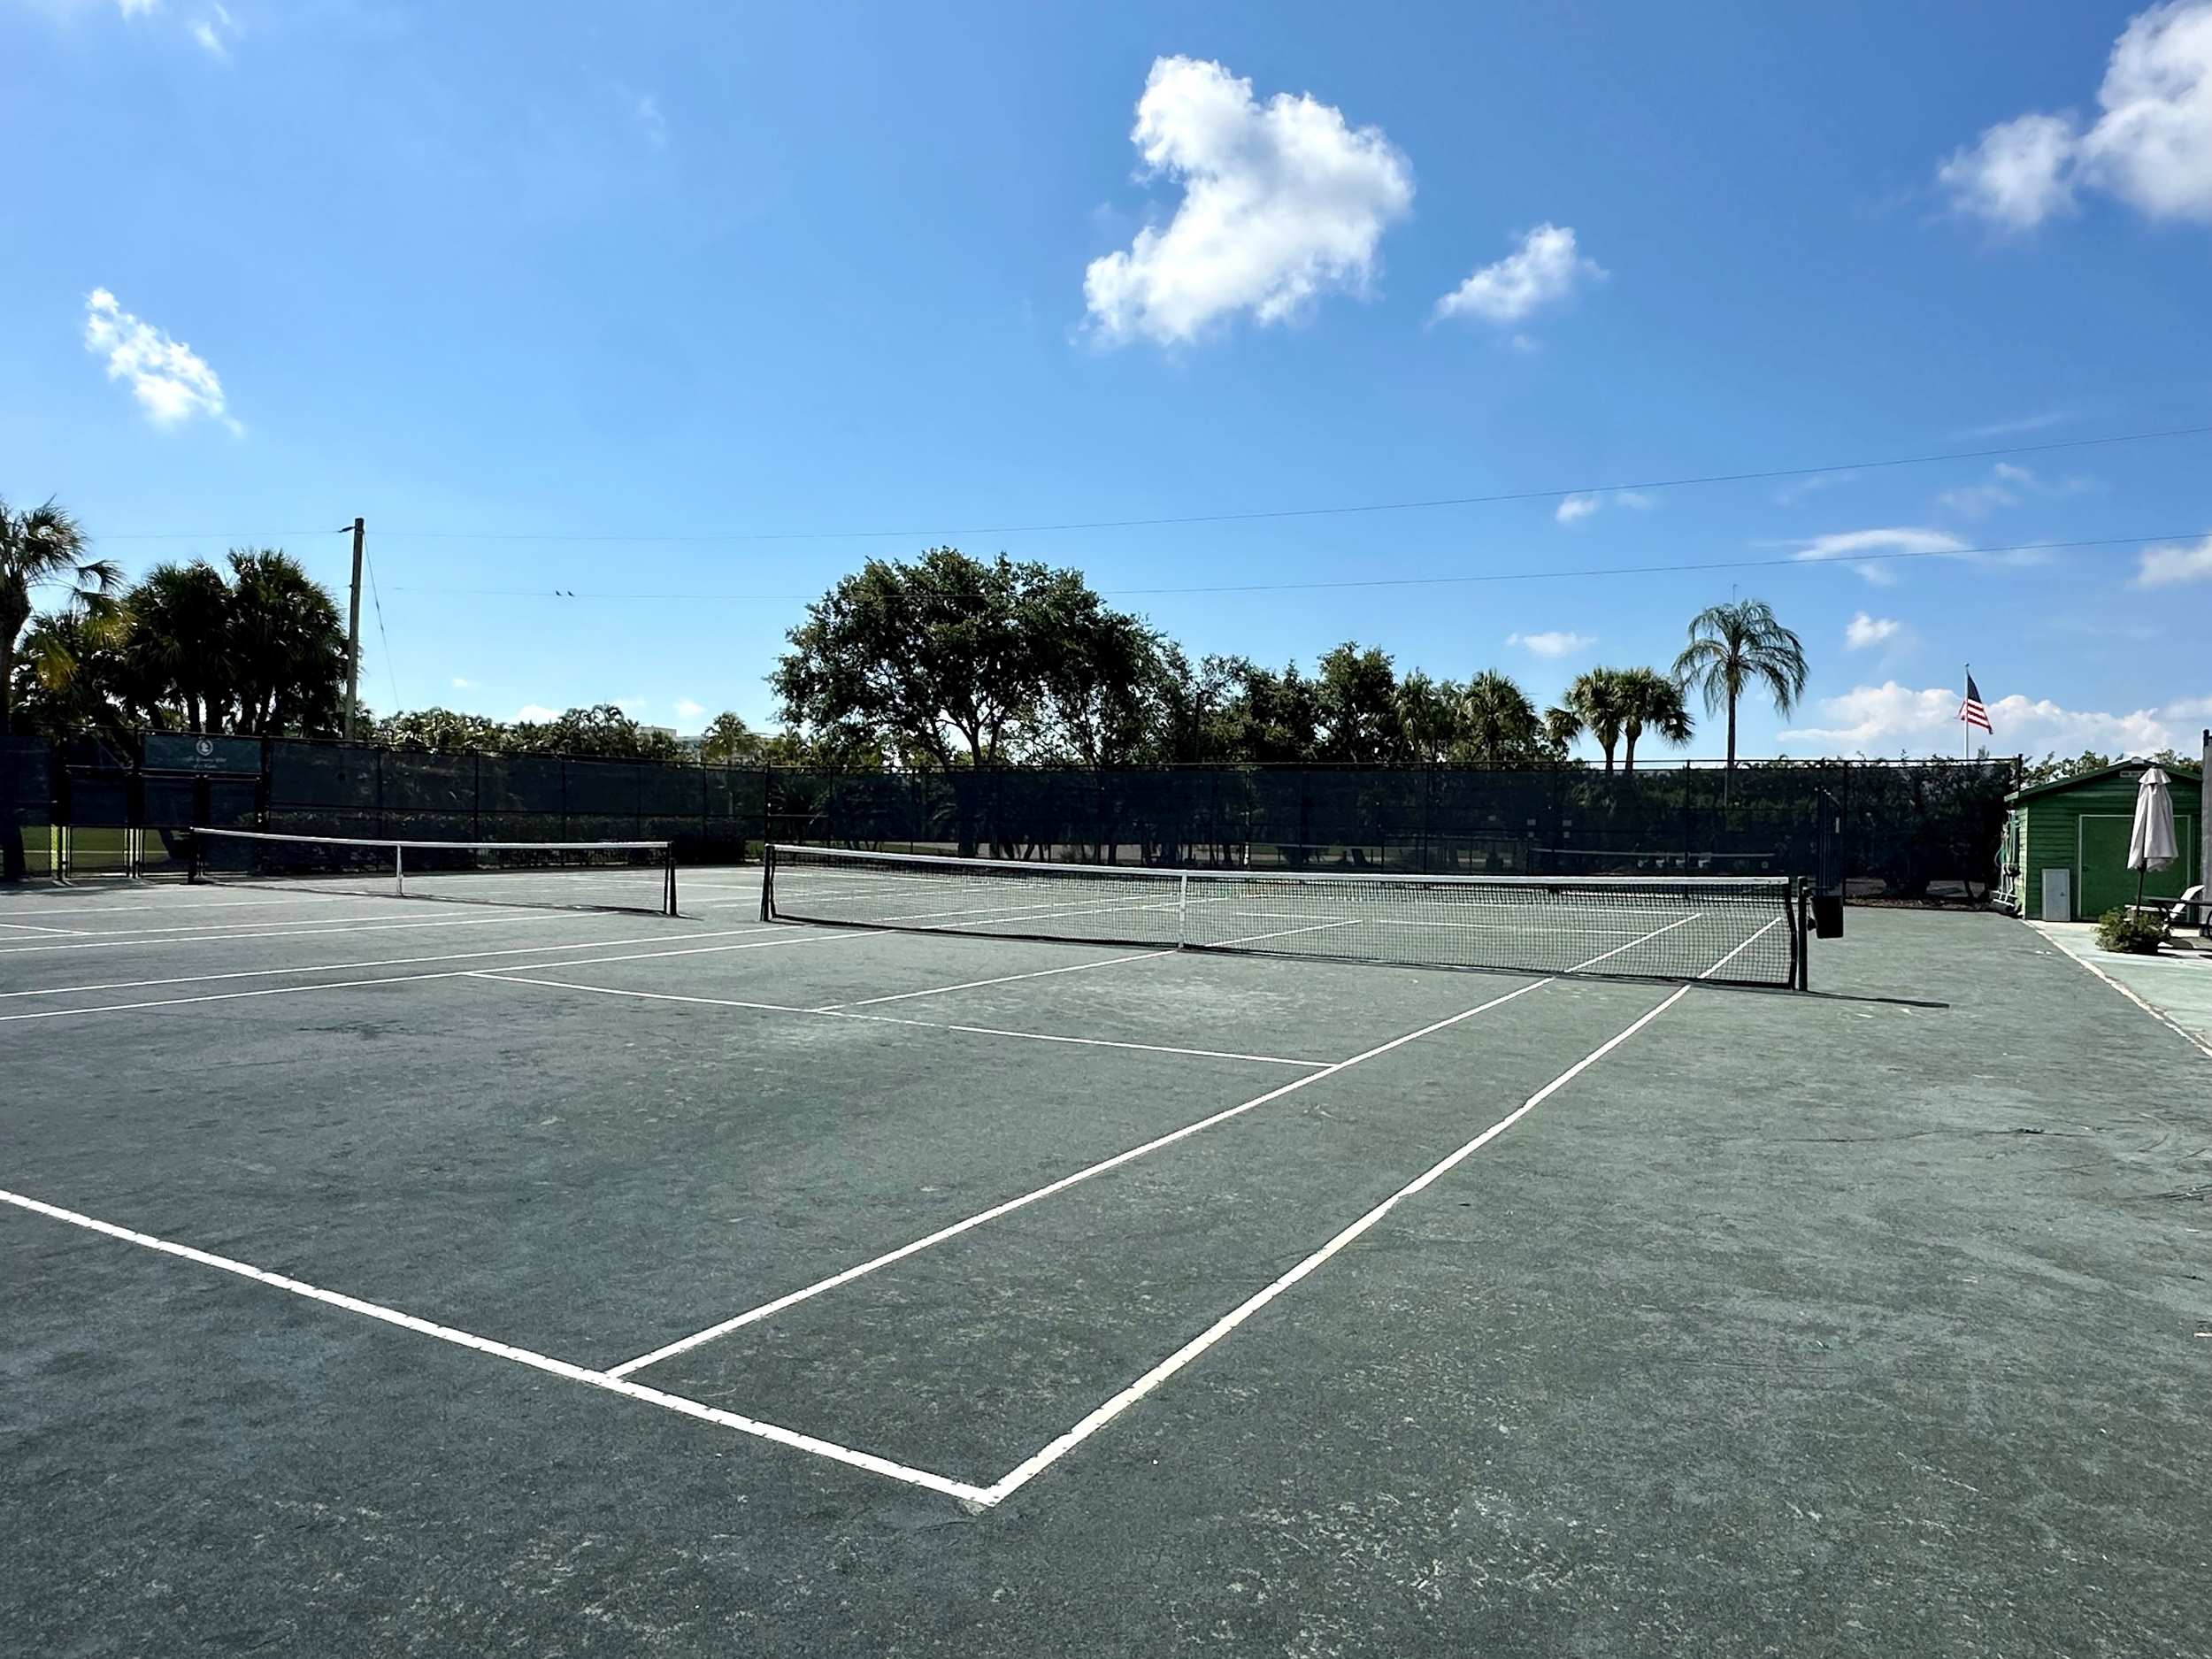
[5,0,2209,760]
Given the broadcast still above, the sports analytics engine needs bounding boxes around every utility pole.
[343,517,365,741]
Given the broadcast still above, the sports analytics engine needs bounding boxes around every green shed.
[1999,757,2204,921]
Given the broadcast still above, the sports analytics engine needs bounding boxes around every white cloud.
[1082,57,1413,347]
[1507,630,1596,659]
[1938,2,2212,228]
[515,704,559,722]
[1937,476,2020,518]
[1845,613,1902,649]
[626,88,669,150]
[188,2,234,58]
[118,0,160,15]
[672,697,706,719]
[1938,112,2079,228]
[1952,410,2072,440]
[1433,223,1605,327]
[1554,489,1649,526]
[2135,532,2212,584]
[1774,470,1859,506]
[81,288,241,432]
[1937,461,2096,518]
[1787,526,1968,586]
[450,676,476,690]
[1782,680,2200,756]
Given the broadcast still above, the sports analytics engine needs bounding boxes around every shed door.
[2078,813,2200,917]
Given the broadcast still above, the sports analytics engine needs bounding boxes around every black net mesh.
[188,826,676,915]
[766,844,1802,988]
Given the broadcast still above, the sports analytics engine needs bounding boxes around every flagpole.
[1963,664,1970,762]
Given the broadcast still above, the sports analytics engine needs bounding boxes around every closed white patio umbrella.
[2129,764,2177,905]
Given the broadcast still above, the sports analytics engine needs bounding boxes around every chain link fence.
[2,733,2019,902]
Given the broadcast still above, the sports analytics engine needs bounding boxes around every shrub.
[2096,906,2166,955]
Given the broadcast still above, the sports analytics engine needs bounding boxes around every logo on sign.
[195,738,214,758]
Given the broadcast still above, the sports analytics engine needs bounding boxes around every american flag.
[1958,672,1993,734]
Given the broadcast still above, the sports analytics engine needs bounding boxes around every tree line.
[766,548,1809,774]
[9,500,1835,772]
[3,500,348,743]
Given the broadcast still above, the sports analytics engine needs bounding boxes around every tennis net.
[763,845,1806,988]
[187,826,678,916]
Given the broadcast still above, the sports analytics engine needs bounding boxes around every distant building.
[2000,757,2204,920]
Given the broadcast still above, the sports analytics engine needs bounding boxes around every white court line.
[1699,914,1786,980]
[1563,910,1699,972]
[0,1186,987,1504]
[467,972,1329,1069]
[979,982,1691,1503]
[815,949,1170,1011]
[1210,918,1360,948]
[0,923,783,1005]
[2037,929,2212,1062]
[0,910,430,941]
[1194,910,1665,939]
[0,906,587,957]
[0,919,93,936]
[605,976,1555,1379]
[0,928,883,1025]
[0,891,354,918]
[609,899,1714,1379]
[0,875,1252,1015]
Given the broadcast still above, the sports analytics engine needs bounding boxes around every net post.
[1176,871,1190,948]
[1793,876,1810,992]
[185,826,202,887]
[760,843,776,923]
[664,843,678,917]
[395,844,405,899]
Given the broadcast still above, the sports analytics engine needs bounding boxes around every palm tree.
[123,559,234,733]
[2,497,119,881]
[1459,669,1541,766]
[1540,703,1581,761]
[9,609,136,739]
[1673,599,1808,770]
[1394,669,1464,764]
[1553,667,1631,772]
[1617,666,1694,772]
[226,549,348,735]
[1,498,119,738]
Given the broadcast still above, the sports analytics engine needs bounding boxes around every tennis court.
[3,852,2206,1655]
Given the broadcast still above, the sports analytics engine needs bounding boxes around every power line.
[387,529,2203,603]
[78,422,2212,549]
[364,546,401,715]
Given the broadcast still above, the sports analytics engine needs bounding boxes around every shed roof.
[2007,757,2204,806]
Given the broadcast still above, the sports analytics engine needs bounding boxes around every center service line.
[605,974,1556,1379]
[609,904,1716,1379]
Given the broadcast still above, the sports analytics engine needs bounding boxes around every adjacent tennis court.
[3,854,2206,1656]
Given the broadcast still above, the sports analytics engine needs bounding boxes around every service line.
[605,974,1555,1379]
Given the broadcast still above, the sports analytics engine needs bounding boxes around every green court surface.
[0,870,2205,1656]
